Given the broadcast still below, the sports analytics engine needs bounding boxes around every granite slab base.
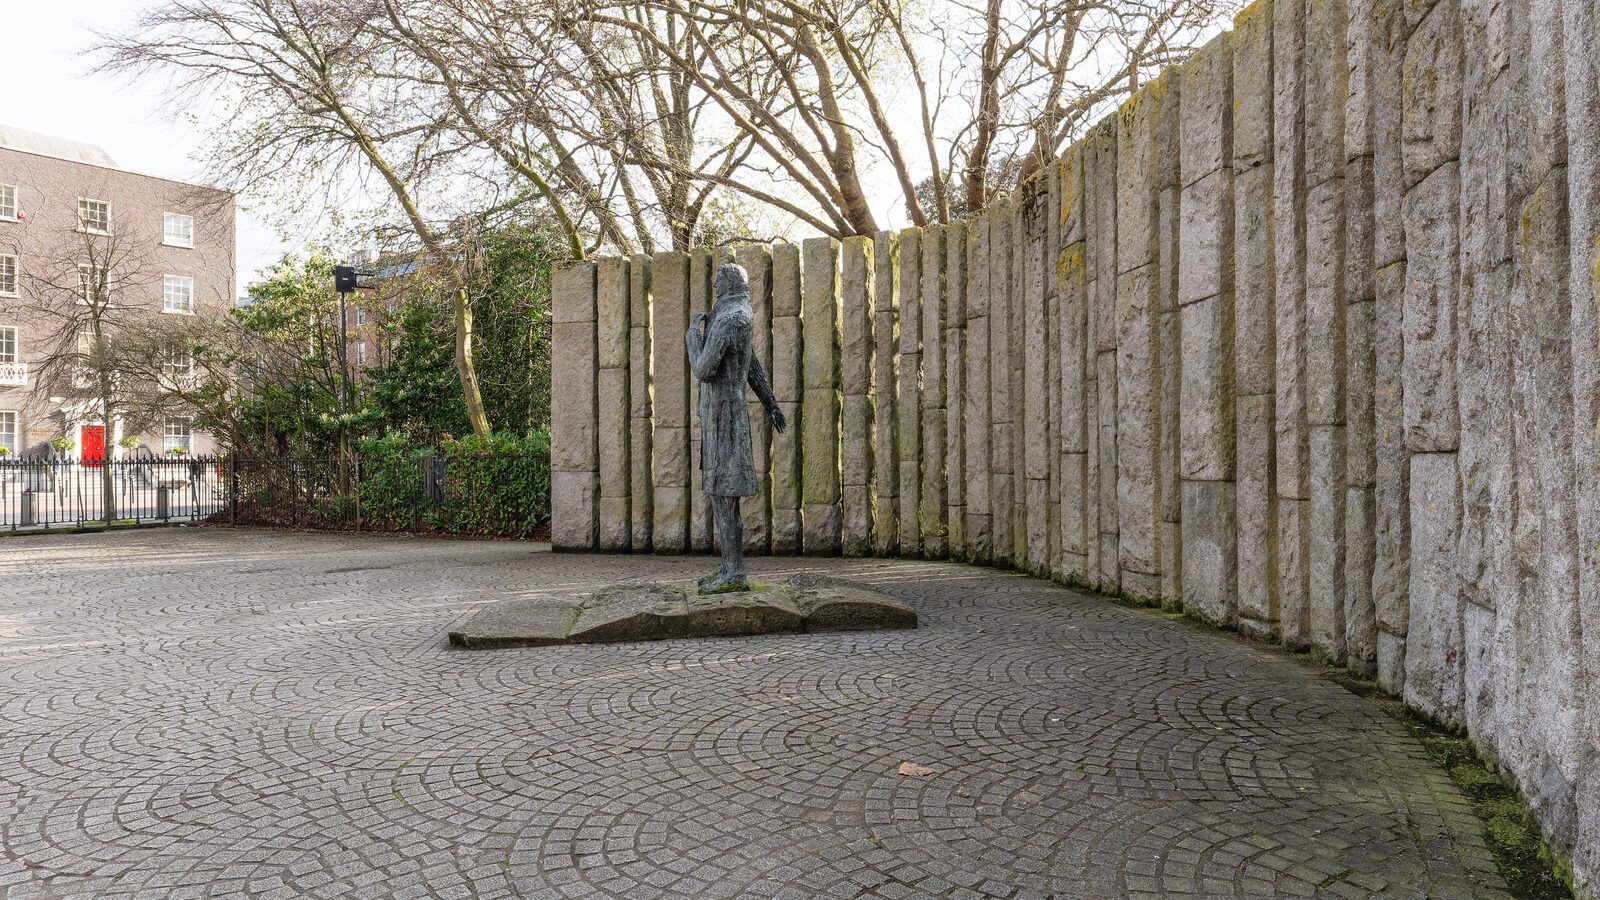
[448,573,917,649]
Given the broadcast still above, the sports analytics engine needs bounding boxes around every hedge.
[353,429,550,536]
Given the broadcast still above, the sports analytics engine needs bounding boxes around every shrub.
[357,433,434,530]
[436,429,551,537]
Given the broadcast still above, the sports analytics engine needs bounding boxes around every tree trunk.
[102,454,116,524]
[99,378,116,523]
[454,285,491,438]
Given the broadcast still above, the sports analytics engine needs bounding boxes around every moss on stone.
[1409,729,1574,899]
[1233,0,1269,30]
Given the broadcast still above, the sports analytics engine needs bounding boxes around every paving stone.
[0,522,1517,895]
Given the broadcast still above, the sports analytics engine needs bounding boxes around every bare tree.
[20,222,200,521]
[102,0,1239,266]
[353,0,777,253]
[99,0,499,437]
[587,0,1238,227]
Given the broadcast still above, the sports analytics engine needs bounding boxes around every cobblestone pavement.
[0,529,1507,899]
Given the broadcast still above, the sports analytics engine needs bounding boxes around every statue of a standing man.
[686,263,787,593]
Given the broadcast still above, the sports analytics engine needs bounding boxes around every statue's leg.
[714,495,746,581]
[698,496,729,588]
[704,495,747,591]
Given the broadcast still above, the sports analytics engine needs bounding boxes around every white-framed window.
[355,308,367,326]
[0,410,17,455]
[163,213,194,248]
[162,343,193,376]
[162,275,194,314]
[0,184,16,221]
[356,342,366,365]
[0,326,19,388]
[0,254,16,296]
[163,417,192,454]
[78,264,94,304]
[77,198,111,234]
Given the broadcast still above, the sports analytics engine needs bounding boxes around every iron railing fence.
[227,453,448,532]
[3,451,537,536]
[0,455,228,530]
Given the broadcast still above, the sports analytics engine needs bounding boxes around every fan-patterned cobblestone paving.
[0,529,1507,899]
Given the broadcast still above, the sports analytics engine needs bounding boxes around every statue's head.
[713,263,749,302]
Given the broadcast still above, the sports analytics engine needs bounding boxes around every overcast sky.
[11,2,287,291]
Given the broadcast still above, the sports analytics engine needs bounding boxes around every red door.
[80,425,106,467]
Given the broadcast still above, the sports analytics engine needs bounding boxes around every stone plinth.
[448,574,916,649]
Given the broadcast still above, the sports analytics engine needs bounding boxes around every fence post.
[229,454,238,525]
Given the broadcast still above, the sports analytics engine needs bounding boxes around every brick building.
[0,125,235,458]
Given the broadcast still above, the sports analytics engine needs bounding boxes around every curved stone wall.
[551,0,1600,889]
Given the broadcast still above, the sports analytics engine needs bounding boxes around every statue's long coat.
[685,293,774,497]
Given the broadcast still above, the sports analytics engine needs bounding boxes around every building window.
[78,198,111,234]
[356,308,367,326]
[356,342,366,365]
[162,344,193,376]
[78,265,95,304]
[0,410,16,455]
[0,254,16,296]
[0,184,16,220]
[163,418,192,454]
[0,326,19,388]
[162,275,195,314]
[163,213,194,248]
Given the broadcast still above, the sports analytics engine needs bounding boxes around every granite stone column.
[1369,0,1410,694]
[964,215,993,562]
[801,237,843,555]
[944,224,968,558]
[1304,0,1348,664]
[1057,148,1091,584]
[871,231,901,555]
[1233,1,1279,642]
[1399,0,1464,728]
[1114,75,1171,604]
[840,237,875,556]
[920,226,949,558]
[595,257,631,551]
[1273,0,1311,649]
[648,253,691,552]
[896,228,923,556]
[769,244,804,554]
[687,251,714,553]
[992,204,1017,566]
[551,261,598,550]
[628,255,654,551]
[1179,34,1238,627]
[735,245,774,553]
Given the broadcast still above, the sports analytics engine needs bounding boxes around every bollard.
[156,486,170,521]
[20,490,36,526]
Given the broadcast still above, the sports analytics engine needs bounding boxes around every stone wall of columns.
[552,0,1600,889]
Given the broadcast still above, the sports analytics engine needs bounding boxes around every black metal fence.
[3,449,544,537]
[228,454,448,532]
[0,455,228,530]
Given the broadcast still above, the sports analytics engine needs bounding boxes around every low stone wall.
[552,0,1600,889]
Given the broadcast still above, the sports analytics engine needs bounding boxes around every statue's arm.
[747,354,787,433]
[686,314,730,381]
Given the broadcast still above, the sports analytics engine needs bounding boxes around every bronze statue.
[686,262,786,593]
